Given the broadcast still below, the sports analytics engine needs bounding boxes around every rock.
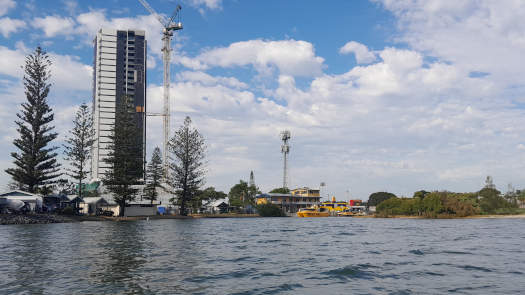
[0,213,76,225]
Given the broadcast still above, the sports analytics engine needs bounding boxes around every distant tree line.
[373,187,522,218]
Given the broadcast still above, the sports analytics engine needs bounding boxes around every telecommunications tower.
[249,171,255,187]
[280,130,291,189]
[138,0,183,176]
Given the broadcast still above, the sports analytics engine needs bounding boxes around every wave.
[441,250,473,255]
[458,265,493,272]
[321,264,383,281]
[409,249,424,255]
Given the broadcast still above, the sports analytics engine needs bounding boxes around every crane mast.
[162,29,171,178]
[138,0,182,177]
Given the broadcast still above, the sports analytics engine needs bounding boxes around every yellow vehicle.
[297,206,330,217]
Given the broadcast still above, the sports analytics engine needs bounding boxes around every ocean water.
[0,217,524,294]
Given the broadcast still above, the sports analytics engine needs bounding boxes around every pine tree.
[144,146,164,204]
[63,103,94,200]
[5,46,60,194]
[102,96,144,216]
[168,116,206,216]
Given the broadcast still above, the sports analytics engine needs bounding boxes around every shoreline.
[1,213,263,225]
[4,213,525,225]
[190,213,259,218]
[372,214,525,219]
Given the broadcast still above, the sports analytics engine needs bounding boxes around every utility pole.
[280,130,291,189]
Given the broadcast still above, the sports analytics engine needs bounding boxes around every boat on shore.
[297,206,330,217]
[337,206,367,217]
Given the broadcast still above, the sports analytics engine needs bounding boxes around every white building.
[91,28,147,180]
[203,198,230,214]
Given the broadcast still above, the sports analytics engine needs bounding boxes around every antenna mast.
[138,0,183,177]
[280,130,291,189]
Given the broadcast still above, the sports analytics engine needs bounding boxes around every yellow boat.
[319,197,355,213]
[297,206,330,217]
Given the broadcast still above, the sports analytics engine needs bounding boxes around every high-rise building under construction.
[91,28,147,180]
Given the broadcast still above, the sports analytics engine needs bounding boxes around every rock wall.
[0,214,76,225]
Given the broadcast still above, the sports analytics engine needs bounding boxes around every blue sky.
[3,0,398,92]
[17,1,395,62]
[1,1,379,110]
[2,0,525,200]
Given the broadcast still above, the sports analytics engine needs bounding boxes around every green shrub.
[478,188,515,214]
[256,203,284,217]
[368,192,396,207]
[376,197,403,216]
[376,191,480,218]
[441,194,479,217]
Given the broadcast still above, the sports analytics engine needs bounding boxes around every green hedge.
[256,203,285,217]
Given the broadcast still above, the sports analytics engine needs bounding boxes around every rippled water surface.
[1,217,525,294]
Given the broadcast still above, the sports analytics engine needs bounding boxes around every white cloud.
[29,10,178,77]
[176,39,325,77]
[74,10,105,36]
[0,0,15,16]
[438,166,486,181]
[63,0,77,15]
[49,54,92,91]
[176,71,248,89]
[33,15,76,37]
[376,0,525,85]
[0,46,25,77]
[0,45,91,91]
[379,48,422,73]
[339,41,377,64]
[0,17,25,37]
[54,105,79,141]
[186,0,223,10]
[147,54,157,69]
[75,11,166,59]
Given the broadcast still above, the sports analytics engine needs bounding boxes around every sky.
[1,0,525,200]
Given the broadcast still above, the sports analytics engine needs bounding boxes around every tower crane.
[138,0,183,177]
